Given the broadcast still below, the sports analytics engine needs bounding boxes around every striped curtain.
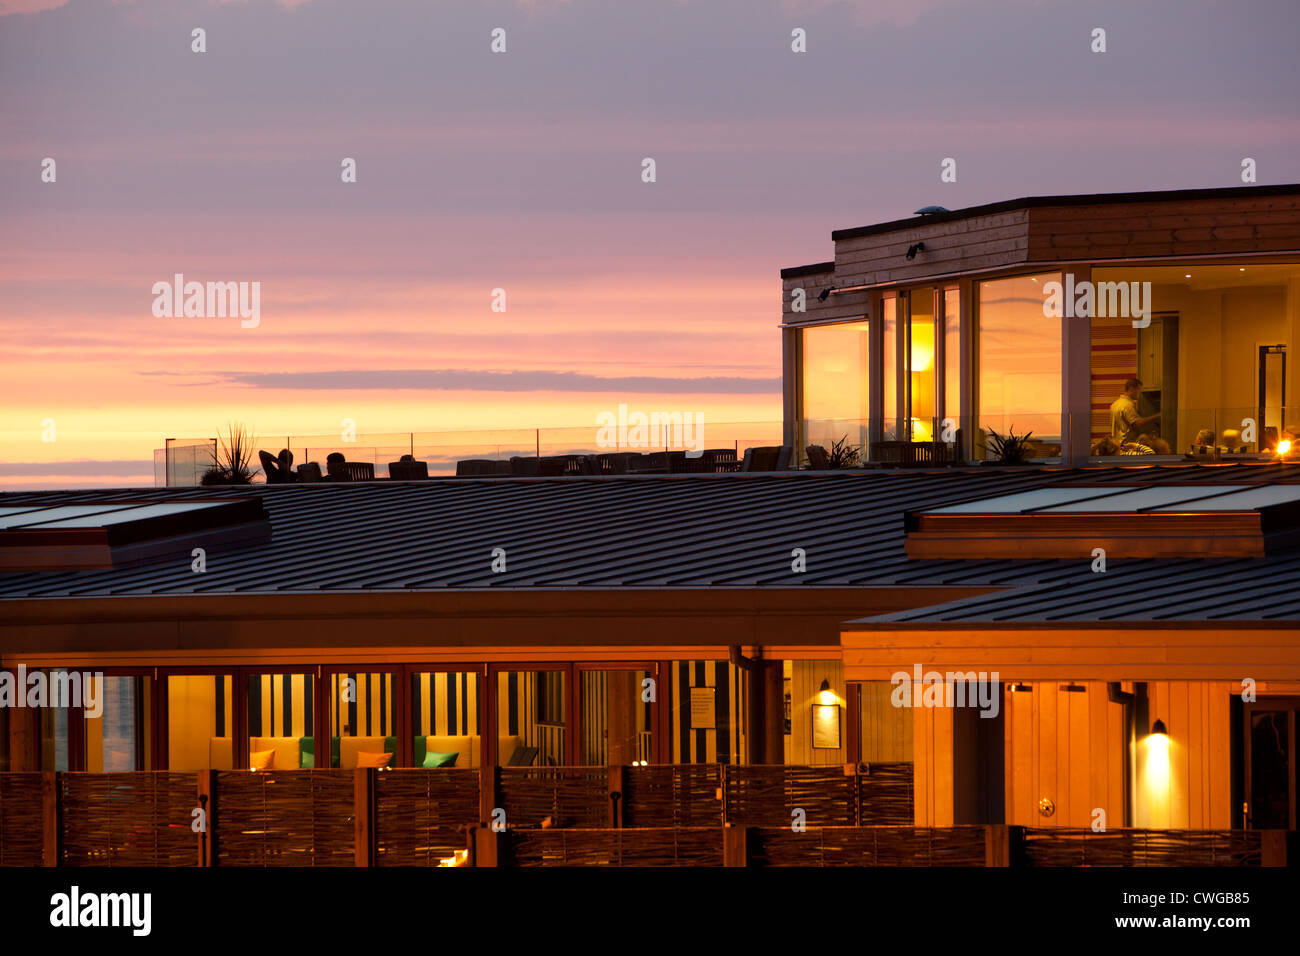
[410,672,478,736]
[247,673,314,737]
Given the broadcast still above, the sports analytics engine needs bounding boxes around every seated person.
[1135,433,1171,455]
[325,451,347,480]
[1190,428,1215,455]
[258,448,295,484]
[1091,437,1153,456]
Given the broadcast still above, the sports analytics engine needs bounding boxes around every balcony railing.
[1,769,1289,867]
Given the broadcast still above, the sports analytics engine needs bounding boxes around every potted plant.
[827,435,862,469]
[982,427,1034,465]
[201,423,256,485]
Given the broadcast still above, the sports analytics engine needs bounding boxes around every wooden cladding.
[782,187,1300,320]
[1027,194,1300,262]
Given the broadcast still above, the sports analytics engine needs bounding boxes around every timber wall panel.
[60,772,197,867]
[0,773,46,866]
[749,825,987,867]
[374,769,479,866]
[510,827,723,866]
[497,767,608,829]
[216,770,354,866]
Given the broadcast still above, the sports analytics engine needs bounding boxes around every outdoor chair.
[740,445,792,472]
[805,444,830,470]
[632,452,669,474]
[387,456,429,480]
[537,454,591,476]
[457,458,511,476]
[327,460,375,481]
[592,452,638,474]
[509,456,540,477]
[296,462,323,482]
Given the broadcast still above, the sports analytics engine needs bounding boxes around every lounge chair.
[805,444,830,470]
[296,462,323,482]
[740,445,792,472]
[387,456,429,480]
[457,459,511,477]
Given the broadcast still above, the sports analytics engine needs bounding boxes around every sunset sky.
[2,0,1298,488]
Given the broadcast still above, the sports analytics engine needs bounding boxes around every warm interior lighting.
[818,678,835,704]
[910,418,933,441]
[1277,439,1292,457]
[908,342,933,372]
[1141,719,1172,825]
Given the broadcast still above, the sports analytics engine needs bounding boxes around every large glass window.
[329,671,397,768]
[247,672,315,771]
[86,675,153,771]
[412,670,480,769]
[882,295,899,439]
[167,674,232,770]
[800,320,869,454]
[580,668,652,765]
[977,273,1062,458]
[1088,263,1300,458]
[497,670,564,766]
[944,287,961,422]
[670,660,744,764]
[907,289,936,441]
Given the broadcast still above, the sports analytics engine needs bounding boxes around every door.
[1243,699,1299,829]
[1258,345,1286,451]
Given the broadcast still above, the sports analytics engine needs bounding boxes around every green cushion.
[422,750,458,768]
[413,736,427,767]
[299,736,314,769]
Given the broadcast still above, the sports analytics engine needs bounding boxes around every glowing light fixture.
[1277,439,1292,457]
[908,342,933,372]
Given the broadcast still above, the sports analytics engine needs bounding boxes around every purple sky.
[2,0,1298,488]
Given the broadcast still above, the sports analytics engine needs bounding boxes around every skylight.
[905,484,1300,559]
[0,497,271,571]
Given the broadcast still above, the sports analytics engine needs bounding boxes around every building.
[2,184,1299,866]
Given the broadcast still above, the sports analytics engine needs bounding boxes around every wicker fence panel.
[375,769,480,866]
[60,773,198,867]
[857,762,914,825]
[216,770,354,866]
[510,827,724,867]
[498,767,608,828]
[750,825,987,867]
[1022,828,1263,867]
[623,765,722,828]
[725,765,857,827]
[0,773,46,866]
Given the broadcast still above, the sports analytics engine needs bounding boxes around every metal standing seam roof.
[1,465,1300,624]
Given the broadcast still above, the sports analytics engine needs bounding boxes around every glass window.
[246,672,315,771]
[670,660,744,764]
[944,287,961,421]
[1088,263,1300,457]
[411,671,480,769]
[978,273,1062,457]
[329,672,397,768]
[908,289,936,441]
[167,674,233,770]
[580,669,652,765]
[801,320,869,454]
[882,295,899,439]
[86,675,153,772]
[497,670,565,766]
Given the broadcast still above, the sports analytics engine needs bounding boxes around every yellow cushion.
[355,751,392,768]
[249,749,276,771]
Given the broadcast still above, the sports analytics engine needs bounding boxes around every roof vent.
[914,205,949,216]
